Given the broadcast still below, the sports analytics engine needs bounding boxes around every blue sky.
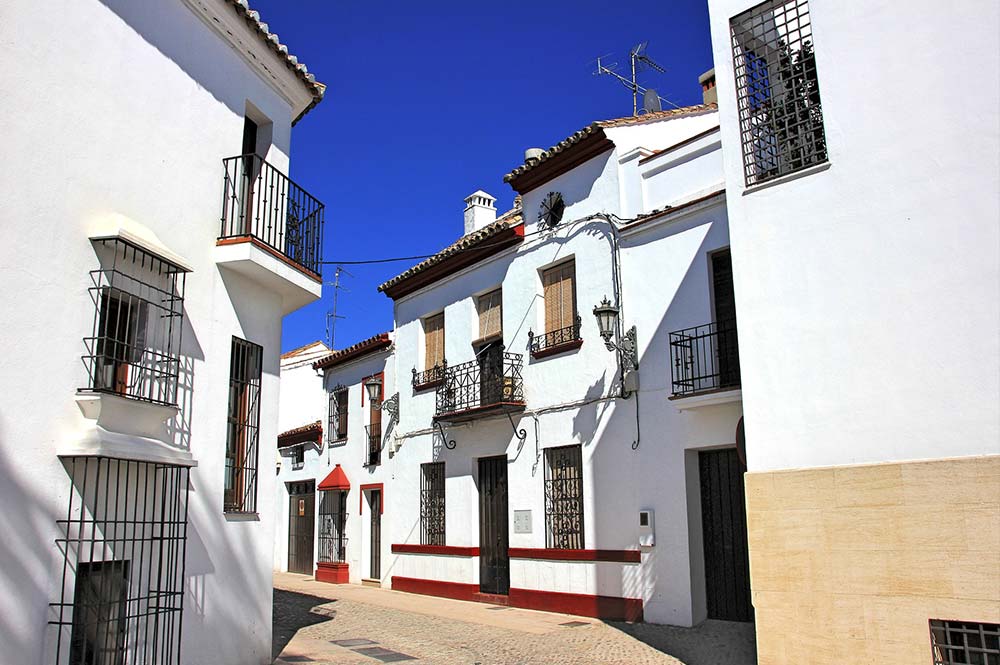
[252,0,715,353]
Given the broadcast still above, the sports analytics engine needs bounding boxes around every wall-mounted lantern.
[593,296,639,373]
[365,376,399,419]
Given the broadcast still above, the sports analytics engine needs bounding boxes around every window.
[318,490,348,563]
[424,313,445,370]
[477,289,503,342]
[543,445,584,549]
[328,387,348,442]
[730,0,827,186]
[930,620,999,664]
[420,462,446,546]
[542,260,577,336]
[70,561,129,665]
[224,337,262,513]
[83,237,187,406]
[291,445,304,470]
[366,374,383,466]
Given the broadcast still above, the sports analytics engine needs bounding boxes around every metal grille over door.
[50,456,190,665]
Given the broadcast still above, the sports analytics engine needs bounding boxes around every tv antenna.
[325,266,353,349]
[594,42,681,116]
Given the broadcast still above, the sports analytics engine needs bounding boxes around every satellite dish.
[643,89,662,113]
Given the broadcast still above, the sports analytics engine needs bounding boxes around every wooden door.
[478,456,510,595]
[699,448,753,622]
[369,490,382,579]
[287,481,315,574]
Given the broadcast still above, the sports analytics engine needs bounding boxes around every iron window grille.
[81,237,188,407]
[291,445,304,470]
[435,348,524,417]
[50,456,190,665]
[420,462,446,546]
[528,315,583,356]
[668,319,741,397]
[730,0,827,186]
[318,490,348,564]
[412,363,446,390]
[930,620,999,665]
[220,154,325,275]
[365,424,381,467]
[544,445,585,549]
[224,337,262,513]
[328,387,348,443]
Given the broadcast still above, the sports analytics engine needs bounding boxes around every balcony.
[668,319,741,401]
[215,154,325,313]
[365,425,381,466]
[528,316,583,359]
[434,348,525,423]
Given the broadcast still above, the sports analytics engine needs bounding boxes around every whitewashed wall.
[705,0,1000,471]
[0,1,315,663]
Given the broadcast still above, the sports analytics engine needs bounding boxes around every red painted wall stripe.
[391,544,480,557]
[391,576,479,602]
[507,548,641,563]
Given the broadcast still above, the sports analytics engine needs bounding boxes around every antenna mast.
[325,266,353,349]
[594,42,680,115]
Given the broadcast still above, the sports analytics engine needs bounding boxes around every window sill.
[223,511,260,521]
[742,161,831,196]
[530,338,583,360]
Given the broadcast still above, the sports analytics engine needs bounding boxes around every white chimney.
[463,190,497,235]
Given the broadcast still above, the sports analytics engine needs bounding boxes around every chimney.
[698,68,717,105]
[463,190,497,235]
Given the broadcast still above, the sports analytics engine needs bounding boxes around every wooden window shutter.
[478,289,502,340]
[543,260,576,333]
[424,313,444,369]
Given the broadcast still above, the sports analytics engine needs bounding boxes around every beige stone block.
[864,595,1000,646]
[948,549,1000,601]
[835,464,904,507]
[750,549,821,593]
[964,504,1000,551]
[896,504,969,551]
[902,456,1000,506]
[744,471,775,511]
[748,509,825,552]
[888,550,955,597]
[823,505,901,551]
[769,467,837,510]
[824,549,893,595]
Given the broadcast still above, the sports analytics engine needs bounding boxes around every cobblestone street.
[273,573,756,665]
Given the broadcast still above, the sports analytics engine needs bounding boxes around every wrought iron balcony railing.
[435,348,525,421]
[412,363,446,390]
[220,154,325,275]
[668,319,741,397]
[365,425,381,466]
[528,316,583,358]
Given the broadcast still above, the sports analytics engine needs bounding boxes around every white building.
[1,1,326,663]
[703,0,1000,663]
[276,91,761,626]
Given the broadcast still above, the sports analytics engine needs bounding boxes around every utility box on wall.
[639,509,655,546]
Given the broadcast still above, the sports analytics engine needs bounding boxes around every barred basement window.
[224,337,262,513]
[930,620,999,664]
[328,387,348,443]
[81,237,189,406]
[544,445,584,549]
[420,462,446,546]
[730,0,827,186]
[50,456,190,665]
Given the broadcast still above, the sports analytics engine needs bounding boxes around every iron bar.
[435,348,524,418]
[420,462,446,546]
[543,445,585,549]
[668,318,740,397]
[528,316,582,356]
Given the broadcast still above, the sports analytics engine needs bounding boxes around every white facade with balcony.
[0,1,326,663]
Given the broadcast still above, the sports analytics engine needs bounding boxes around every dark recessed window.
[291,445,304,470]
[328,387,348,442]
[420,462,446,546]
[930,620,999,664]
[730,0,827,186]
[224,336,262,513]
[544,444,584,549]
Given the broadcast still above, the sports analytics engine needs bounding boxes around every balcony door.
[240,116,259,236]
[711,249,740,389]
[478,455,509,595]
[476,340,504,408]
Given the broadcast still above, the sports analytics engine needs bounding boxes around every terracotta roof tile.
[503,104,717,183]
[277,420,322,447]
[377,206,523,294]
[312,332,393,370]
[280,340,328,359]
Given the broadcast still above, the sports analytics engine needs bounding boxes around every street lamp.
[365,376,398,419]
[593,296,639,372]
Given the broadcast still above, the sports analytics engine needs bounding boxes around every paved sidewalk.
[272,572,756,665]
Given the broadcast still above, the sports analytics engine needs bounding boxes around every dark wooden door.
[287,481,315,574]
[711,249,740,388]
[370,490,382,579]
[699,448,753,622]
[478,456,510,595]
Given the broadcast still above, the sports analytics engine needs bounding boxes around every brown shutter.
[543,260,576,333]
[478,289,502,340]
[424,313,444,369]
